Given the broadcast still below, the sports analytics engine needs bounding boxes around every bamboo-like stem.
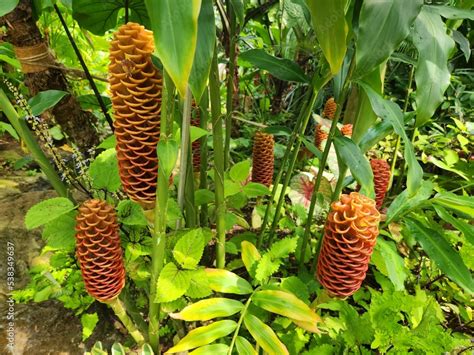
[209,47,227,269]
[227,293,254,355]
[53,5,114,131]
[299,57,356,271]
[107,298,145,345]
[256,87,312,248]
[0,89,70,199]
[390,65,414,190]
[199,90,210,226]
[185,143,196,227]
[224,0,237,170]
[266,73,331,247]
[177,87,193,228]
[148,71,174,353]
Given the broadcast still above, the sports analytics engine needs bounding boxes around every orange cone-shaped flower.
[75,199,125,302]
[323,97,337,120]
[191,104,201,172]
[314,125,328,151]
[109,23,162,208]
[317,192,380,297]
[341,124,353,137]
[252,131,274,187]
[370,159,391,210]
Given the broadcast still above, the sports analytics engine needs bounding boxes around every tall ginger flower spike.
[317,192,380,298]
[109,22,162,208]
[252,131,274,187]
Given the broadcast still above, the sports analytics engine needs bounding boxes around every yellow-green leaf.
[252,290,320,324]
[189,344,229,355]
[165,320,236,353]
[243,314,289,355]
[169,298,244,321]
[205,268,253,294]
[241,241,261,277]
[235,336,257,355]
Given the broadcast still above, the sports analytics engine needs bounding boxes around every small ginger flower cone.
[252,131,274,187]
[75,199,125,302]
[109,22,162,208]
[340,124,353,137]
[370,159,391,210]
[317,192,380,297]
[314,125,328,151]
[323,97,337,120]
[191,104,201,172]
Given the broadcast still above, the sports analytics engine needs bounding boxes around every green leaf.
[405,218,474,294]
[333,136,374,198]
[241,241,261,278]
[0,122,19,140]
[111,343,126,355]
[97,135,116,150]
[116,200,147,226]
[42,212,76,252]
[360,82,423,195]
[452,30,471,62]
[373,238,407,291]
[72,0,149,35]
[433,205,474,245]
[427,5,474,20]
[190,126,209,143]
[280,276,310,303]
[166,320,237,353]
[205,268,253,294]
[224,180,242,197]
[157,139,178,178]
[173,229,205,269]
[386,180,433,223]
[25,197,75,229]
[252,290,320,324]
[244,314,289,355]
[28,90,68,116]
[156,262,192,302]
[230,0,245,25]
[145,0,201,97]
[255,254,281,282]
[431,192,474,217]
[269,236,299,259]
[239,49,309,83]
[0,0,18,17]
[307,0,347,74]
[242,182,270,197]
[189,344,229,355]
[189,0,215,102]
[170,298,244,321]
[411,7,455,127]
[230,160,251,183]
[141,344,154,355]
[185,268,213,299]
[195,189,215,206]
[81,313,99,341]
[355,0,423,77]
[236,336,257,355]
[89,149,121,192]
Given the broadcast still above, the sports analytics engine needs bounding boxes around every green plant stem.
[108,298,145,345]
[0,89,70,199]
[120,291,148,337]
[224,0,237,170]
[256,84,313,248]
[148,71,174,353]
[209,47,227,269]
[266,73,331,247]
[227,293,254,355]
[299,57,356,270]
[185,143,196,227]
[199,90,210,226]
[390,65,414,190]
[177,86,193,228]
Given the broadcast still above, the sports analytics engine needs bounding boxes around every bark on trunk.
[0,0,99,151]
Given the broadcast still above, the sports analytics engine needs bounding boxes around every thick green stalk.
[108,298,145,345]
[266,73,331,247]
[177,87,193,228]
[209,47,227,269]
[256,87,312,248]
[390,65,414,190]
[199,90,210,225]
[148,71,174,352]
[224,0,237,170]
[299,57,356,270]
[0,89,69,199]
[185,143,196,228]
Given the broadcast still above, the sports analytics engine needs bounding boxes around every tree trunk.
[0,0,99,151]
